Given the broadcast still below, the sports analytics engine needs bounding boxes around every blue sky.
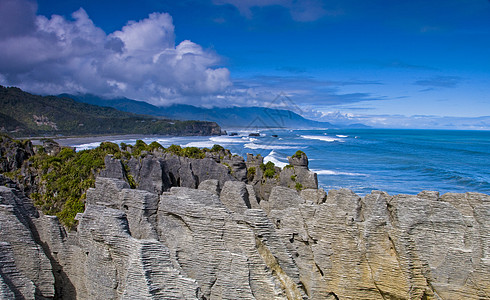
[1,0,490,129]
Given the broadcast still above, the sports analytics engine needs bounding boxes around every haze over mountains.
[61,93,369,129]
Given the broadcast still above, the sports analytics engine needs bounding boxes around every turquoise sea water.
[67,129,490,196]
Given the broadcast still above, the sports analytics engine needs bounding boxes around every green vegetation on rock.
[4,137,234,229]
[28,142,122,229]
[247,166,256,182]
[260,161,276,179]
[292,150,305,159]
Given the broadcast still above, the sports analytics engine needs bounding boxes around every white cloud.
[0,0,231,105]
[305,109,490,130]
[213,0,331,22]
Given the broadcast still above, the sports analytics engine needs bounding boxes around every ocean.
[64,129,490,196]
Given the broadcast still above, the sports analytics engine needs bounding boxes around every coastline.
[15,128,490,196]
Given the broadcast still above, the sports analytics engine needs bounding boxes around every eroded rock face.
[1,174,489,299]
[0,186,55,299]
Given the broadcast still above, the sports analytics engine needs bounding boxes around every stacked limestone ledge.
[0,148,489,299]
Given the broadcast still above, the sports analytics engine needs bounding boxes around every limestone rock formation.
[4,174,489,299]
[1,141,489,299]
[0,185,55,299]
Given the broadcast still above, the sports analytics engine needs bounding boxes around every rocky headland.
[0,136,489,299]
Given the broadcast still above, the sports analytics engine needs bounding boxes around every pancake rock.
[0,141,488,299]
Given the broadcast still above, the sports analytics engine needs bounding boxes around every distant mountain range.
[61,94,369,129]
[0,86,221,137]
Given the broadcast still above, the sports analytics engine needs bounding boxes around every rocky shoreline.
[0,136,489,299]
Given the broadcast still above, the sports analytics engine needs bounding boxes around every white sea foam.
[301,135,344,142]
[183,141,216,148]
[336,135,348,138]
[210,136,247,144]
[312,169,366,176]
[264,150,288,168]
[155,139,173,146]
[244,143,299,150]
[74,142,102,151]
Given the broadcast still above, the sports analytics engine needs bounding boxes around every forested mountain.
[0,86,221,137]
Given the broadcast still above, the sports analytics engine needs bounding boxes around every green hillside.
[0,86,221,137]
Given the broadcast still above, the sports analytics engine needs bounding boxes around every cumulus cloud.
[0,0,231,105]
[213,0,333,22]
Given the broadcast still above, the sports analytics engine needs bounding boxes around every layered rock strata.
[1,171,489,299]
[0,137,489,299]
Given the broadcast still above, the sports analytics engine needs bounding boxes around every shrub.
[211,144,224,152]
[120,142,129,150]
[28,143,122,229]
[247,167,256,181]
[260,161,276,178]
[292,150,305,159]
[149,141,164,151]
[166,144,183,156]
[264,169,275,178]
[182,147,205,159]
[132,140,149,156]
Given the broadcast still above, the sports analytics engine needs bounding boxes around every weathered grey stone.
[1,160,490,300]
[86,177,158,240]
[157,188,303,299]
[130,156,170,194]
[98,155,127,181]
[417,190,440,201]
[197,179,220,195]
[42,139,61,156]
[245,153,263,167]
[219,181,251,213]
[246,184,260,209]
[169,186,222,207]
[265,186,304,213]
[0,187,55,299]
[0,241,37,300]
[300,188,326,204]
[287,152,308,168]
[221,155,247,182]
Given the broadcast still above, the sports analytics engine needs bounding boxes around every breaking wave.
[312,169,367,176]
[264,150,288,168]
[301,135,344,142]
